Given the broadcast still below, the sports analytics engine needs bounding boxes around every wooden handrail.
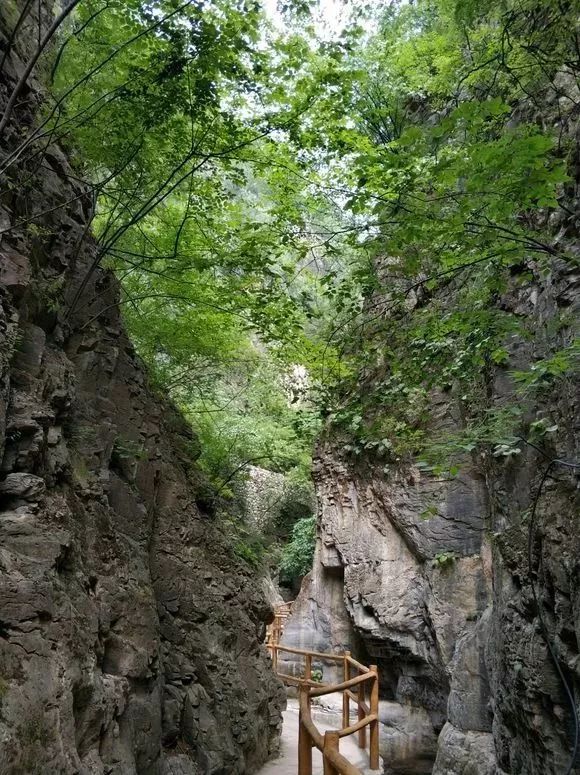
[309,671,373,697]
[337,713,378,738]
[345,654,370,673]
[266,602,293,649]
[270,643,347,662]
[274,672,324,688]
[299,689,361,775]
[346,688,370,714]
[268,641,380,774]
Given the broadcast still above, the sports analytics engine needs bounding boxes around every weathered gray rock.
[432,722,498,775]
[279,567,354,685]
[378,701,438,774]
[162,754,201,775]
[281,448,492,769]
[0,4,283,773]
[242,466,286,533]
[0,472,46,500]
[446,607,492,733]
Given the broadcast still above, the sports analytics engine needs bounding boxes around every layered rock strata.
[285,447,493,774]
[283,123,580,775]
[0,3,284,773]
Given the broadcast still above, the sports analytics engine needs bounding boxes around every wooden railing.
[268,643,380,774]
[266,602,293,647]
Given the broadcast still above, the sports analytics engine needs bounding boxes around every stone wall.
[0,3,284,773]
[286,245,579,773]
[282,98,580,775]
[242,467,287,535]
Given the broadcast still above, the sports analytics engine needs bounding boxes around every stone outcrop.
[241,467,287,535]
[286,246,579,772]
[284,449,493,774]
[0,4,284,773]
[282,104,580,775]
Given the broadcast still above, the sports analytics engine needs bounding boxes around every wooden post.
[305,653,312,682]
[272,644,278,673]
[298,686,312,775]
[342,651,350,729]
[369,665,379,770]
[357,679,366,750]
[323,730,340,775]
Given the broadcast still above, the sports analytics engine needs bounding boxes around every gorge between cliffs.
[1,1,579,774]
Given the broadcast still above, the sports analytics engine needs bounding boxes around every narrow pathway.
[258,699,374,775]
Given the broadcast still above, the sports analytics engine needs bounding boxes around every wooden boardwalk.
[258,700,376,775]
[265,604,381,774]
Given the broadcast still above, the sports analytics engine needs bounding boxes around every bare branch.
[0,0,83,137]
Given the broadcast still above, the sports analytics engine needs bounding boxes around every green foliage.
[511,339,580,392]
[418,405,524,468]
[279,516,316,582]
[420,504,439,521]
[221,512,270,569]
[234,536,266,569]
[274,467,316,538]
[179,356,319,494]
[43,0,580,530]
[431,551,458,569]
[49,0,333,495]
[283,0,579,466]
[311,666,323,683]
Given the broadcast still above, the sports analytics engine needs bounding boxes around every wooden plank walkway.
[265,604,381,774]
[258,700,375,775]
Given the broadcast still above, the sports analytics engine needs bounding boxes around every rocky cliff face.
[288,255,579,774]
[0,4,284,773]
[282,107,580,775]
[286,444,494,774]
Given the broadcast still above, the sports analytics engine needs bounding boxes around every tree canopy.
[10,0,578,567]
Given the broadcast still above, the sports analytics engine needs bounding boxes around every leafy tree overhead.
[272,0,579,471]
[9,0,577,573]
[33,0,335,498]
[279,516,317,584]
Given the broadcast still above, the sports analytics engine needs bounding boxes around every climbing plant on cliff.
[30,0,342,491]
[279,515,316,584]
[285,0,580,470]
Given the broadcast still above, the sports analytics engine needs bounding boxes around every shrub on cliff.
[279,515,316,583]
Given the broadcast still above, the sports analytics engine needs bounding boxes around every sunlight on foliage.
[279,515,317,582]
[49,0,580,500]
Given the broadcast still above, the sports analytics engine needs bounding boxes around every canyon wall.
[287,255,579,774]
[286,442,493,773]
[283,104,580,775]
[0,3,284,773]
